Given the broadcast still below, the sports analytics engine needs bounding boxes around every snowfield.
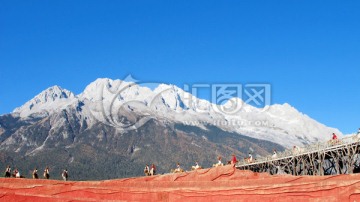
[13,78,342,148]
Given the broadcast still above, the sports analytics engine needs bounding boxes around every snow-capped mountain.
[13,85,77,117]
[0,77,344,180]
[11,78,342,148]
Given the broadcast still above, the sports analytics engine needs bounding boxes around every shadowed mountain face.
[0,110,284,180]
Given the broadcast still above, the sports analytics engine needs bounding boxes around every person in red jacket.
[332,133,338,140]
[231,154,237,166]
[330,133,339,145]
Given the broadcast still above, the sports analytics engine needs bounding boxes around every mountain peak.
[41,85,75,100]
[13,85,76,117]
[154,83,178,92]
[9,78,343,148]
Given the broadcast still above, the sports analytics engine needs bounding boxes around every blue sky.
[0,0,359,134]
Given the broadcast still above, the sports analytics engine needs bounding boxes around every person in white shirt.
[144,164,150,176]
[192,161,201,170]
[174,163,183,173]
[44,167,50,179]
[62,169,68,181]
[247,153,253,163]
[4,166,11,178]
[213,156,223,167]
[272,149,278,159]
[32,168,38,179]
[14,168,20,178]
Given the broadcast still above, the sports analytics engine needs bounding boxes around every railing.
[237,134,360,167]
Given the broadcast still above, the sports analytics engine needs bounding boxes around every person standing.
[32,168,38,179]
[272,149,278,159]
[144,164,150,176]
[4,165,11,178]
[247,153,253,163]
[150,164,156,176]
[62,169,68,181]
[44,167,50,179]
[231,154,237,166]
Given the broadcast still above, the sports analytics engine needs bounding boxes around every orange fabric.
[0,166,359,201]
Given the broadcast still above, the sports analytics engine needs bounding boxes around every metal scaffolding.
[236,135,360,176]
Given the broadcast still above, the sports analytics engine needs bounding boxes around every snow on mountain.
[12,78,343,148]
[219,103,342,148]
[13,86,77,117]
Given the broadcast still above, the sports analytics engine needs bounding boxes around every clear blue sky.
[0,0,359,134]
